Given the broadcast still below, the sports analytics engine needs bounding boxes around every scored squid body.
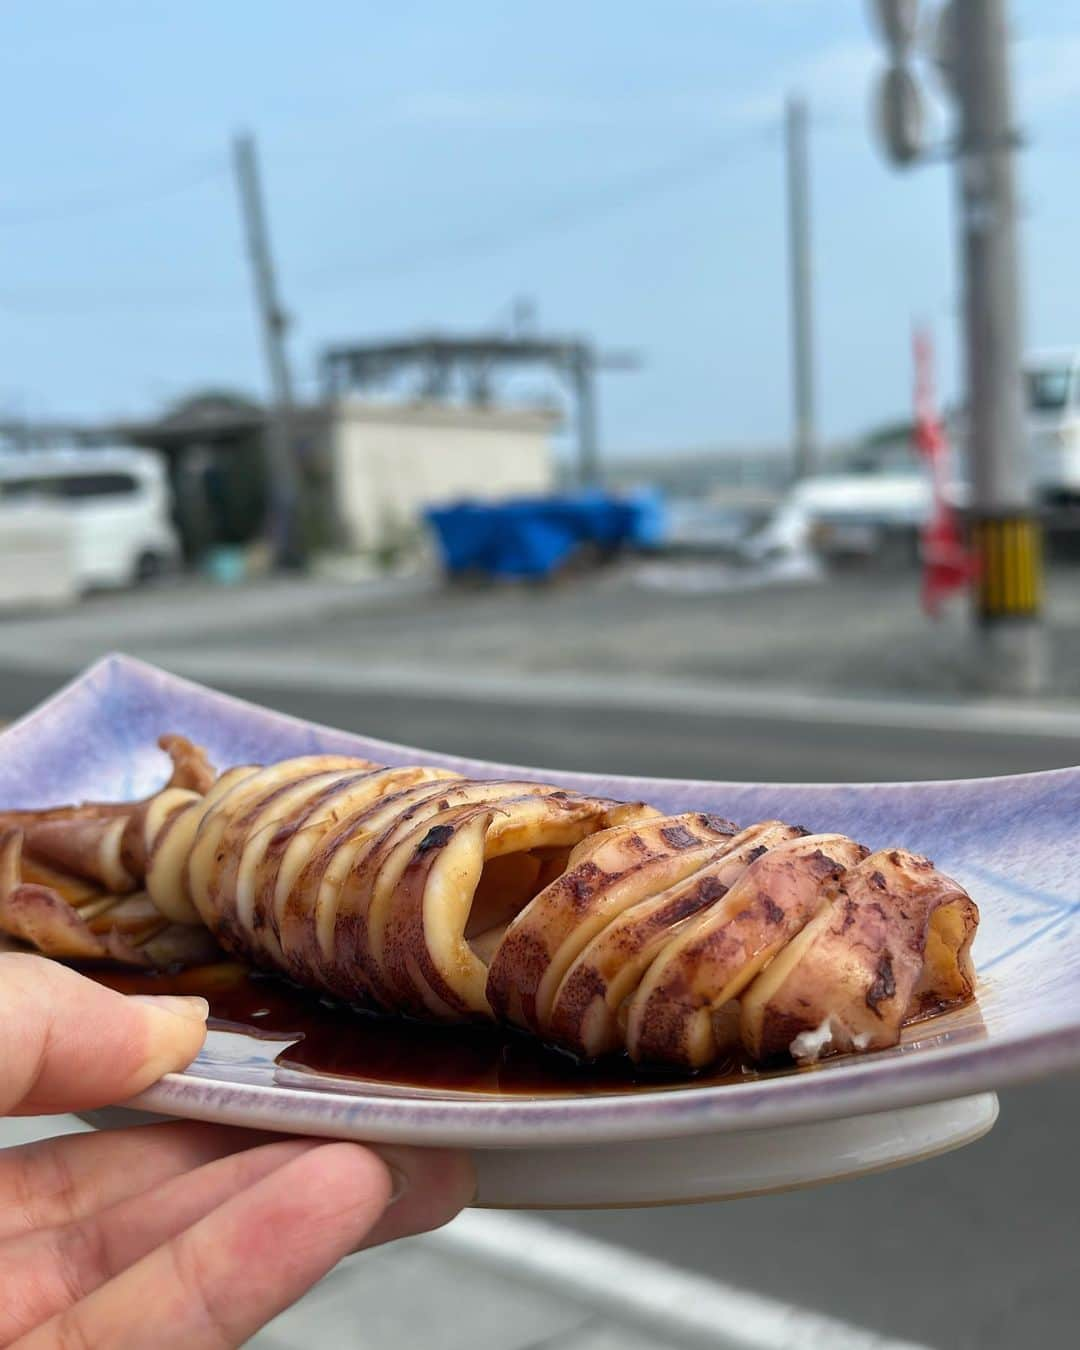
[146,752,658,1020]
[269,774,646,1013]
[277,775,578,999]
[486,811,745,1034]
[740,848,979,1063]
[544,820,806,1059]
[624,833,870,1069]
[148,756,384,927]
[373,792,656,1018]
[188,760,441,960]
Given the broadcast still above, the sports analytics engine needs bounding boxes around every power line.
[298,125,775,288]
[0,284,246,316]
[0,124,775,315]
[0,156,227,228]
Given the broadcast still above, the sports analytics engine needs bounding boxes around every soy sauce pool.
[88,961,763,1097]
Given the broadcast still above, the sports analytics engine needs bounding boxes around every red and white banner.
[913,327,975,617]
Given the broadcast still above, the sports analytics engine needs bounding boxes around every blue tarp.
[425,489,665,580]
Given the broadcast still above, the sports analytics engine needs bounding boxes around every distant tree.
[859,419,916,450]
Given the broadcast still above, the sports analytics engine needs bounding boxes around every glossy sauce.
[87,962,765,1096]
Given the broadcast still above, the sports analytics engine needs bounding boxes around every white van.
[1024,348,1080,501]
[0,448,180,591]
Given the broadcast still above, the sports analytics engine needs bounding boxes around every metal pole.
[573,348,600,487]
[232,131,304,568]
[785,95,816,481]
[953,0,1043,691]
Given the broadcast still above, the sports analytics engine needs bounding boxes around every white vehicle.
[1024,348,1080,501]
[746,441,966,562]
[0,448,180,591]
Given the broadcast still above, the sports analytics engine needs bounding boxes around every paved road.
[8,561,1080,705]
[562,1077,1077,1350]
[2,661,1079,1348]
[4,663,1080,785]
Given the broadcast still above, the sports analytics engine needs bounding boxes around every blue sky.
[2,0,1079,460]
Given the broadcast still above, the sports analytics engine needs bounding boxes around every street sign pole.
[952,0,1044,690]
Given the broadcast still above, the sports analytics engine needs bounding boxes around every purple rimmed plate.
[3,655,1074,1206]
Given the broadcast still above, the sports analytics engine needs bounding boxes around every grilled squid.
[0,735,979,1069]
[0,737,221,968]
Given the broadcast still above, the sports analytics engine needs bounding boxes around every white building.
[325,399,558,553]
[11,388,562,567]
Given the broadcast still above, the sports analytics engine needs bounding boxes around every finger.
[19,1142,395,1350]
[0,954,207,1115]
[0,1120,288,1242]
[357,1144,476,1251]
[0,1138,322,1344]
[5,1138,475,1346]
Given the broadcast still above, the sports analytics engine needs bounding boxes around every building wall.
[329,400,556,552]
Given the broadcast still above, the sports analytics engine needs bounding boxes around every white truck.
[1024,347,1080,503]
[750,349,1080,565]
[746,438,966,563]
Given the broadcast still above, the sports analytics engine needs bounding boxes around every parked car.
[746,441,967,563]
[0,447,180,591]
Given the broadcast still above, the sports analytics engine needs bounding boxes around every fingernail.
[386,1164,410,1206]
[368,1147,411,1206]
[128,993,210,1023]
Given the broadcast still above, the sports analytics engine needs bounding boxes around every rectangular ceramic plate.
[1,654,1076,1152]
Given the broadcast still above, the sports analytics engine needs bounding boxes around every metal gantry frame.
[320,333,638,487]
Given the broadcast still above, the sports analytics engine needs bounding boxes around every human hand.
[0,954,475,1348]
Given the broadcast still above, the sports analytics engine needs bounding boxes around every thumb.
[0,954,207,1116]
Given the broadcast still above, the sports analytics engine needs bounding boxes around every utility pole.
[785,95,817,481]
[952,0,1043,690]
[571,346,600,488]
[868,0,1043,693]
[232,131,304,568]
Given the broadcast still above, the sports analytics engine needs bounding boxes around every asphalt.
[2,568,1080,1348]
[562,1076,1078,1350]
[4,663,1080,786]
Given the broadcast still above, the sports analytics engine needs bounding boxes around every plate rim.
[125,1020,1077,1148]
[6,653,1080,1146]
